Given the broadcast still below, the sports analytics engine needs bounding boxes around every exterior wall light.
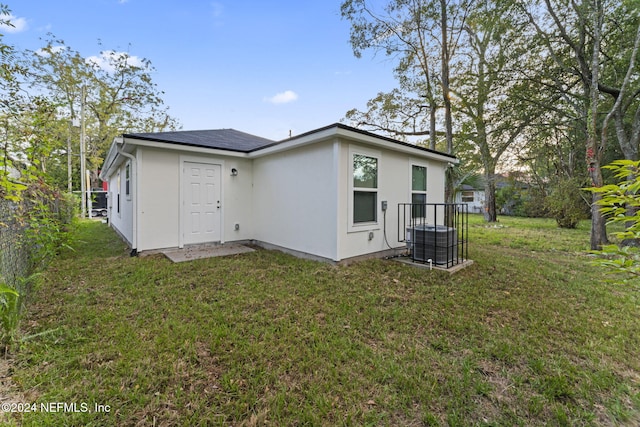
[231,168,238,176]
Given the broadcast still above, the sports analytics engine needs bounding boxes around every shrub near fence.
[0,184,76,352]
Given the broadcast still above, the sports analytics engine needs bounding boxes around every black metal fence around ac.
[398,203,469,269]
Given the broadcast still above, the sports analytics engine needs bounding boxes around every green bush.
[0,282,19,354]
[24,183,77,270]
[56,191,79,227]
[545,179,590,229]
[496,183,523,216]
[520,187,550,218]
[497,182,549,218]
[0,182,76,353]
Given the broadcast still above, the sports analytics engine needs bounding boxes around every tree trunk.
[590,193,608,250]
[483,171,497,222]
[586,136,608,249]
[440,0,454,207]
[440,0,454,156]
[429,102,437,151]
[445,166,455,205]
[587,0,608,250]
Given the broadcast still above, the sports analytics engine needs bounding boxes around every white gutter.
[115,137,138,255]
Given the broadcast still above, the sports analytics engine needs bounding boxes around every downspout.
[116,137,138,256]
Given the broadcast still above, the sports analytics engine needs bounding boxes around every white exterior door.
[183,162,221,245]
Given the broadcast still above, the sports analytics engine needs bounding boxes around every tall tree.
[586,0,607,249]
[598,0,640,163]
[23,37,179,190]
[341,0,470,156]
[600,8,640,243]
[517,0,640,248]
[452,1,534,221]
[0,5,28,199]
[343,0,440,150]
[439,0,453,156]
[341,0,534,221]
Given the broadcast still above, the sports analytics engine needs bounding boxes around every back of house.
[99,123,457,263]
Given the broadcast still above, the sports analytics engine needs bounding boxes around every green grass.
[5,214,640,426]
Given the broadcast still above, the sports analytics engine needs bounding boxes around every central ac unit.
[406,225,457,264]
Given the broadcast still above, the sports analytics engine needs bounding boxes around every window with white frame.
[125,162,131,200]
[352,153,378,224]
[462,191,474,202]
[116,171,121,216]
[411,164,427,218]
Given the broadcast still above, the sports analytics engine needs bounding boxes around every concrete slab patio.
[395,257,474,273]
[161,243,255,263]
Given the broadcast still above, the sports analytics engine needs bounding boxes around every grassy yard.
[3,215,639,426]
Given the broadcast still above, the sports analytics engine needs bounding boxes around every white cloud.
[0,14,28,33]
[86,51,144,73]
[264,90,299,105]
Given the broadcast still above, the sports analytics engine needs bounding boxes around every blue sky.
[2,0,398,140]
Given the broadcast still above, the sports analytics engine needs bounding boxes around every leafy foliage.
[0,4,175,352]
[0,7,26,202]
[545,178,590,229]
[340,0,457,150]
[0,182,76,353]
[588,159,640,282]
[0,282,19,353]
[0,10,76,350]
[21,36,180,190]
[496,181,523,216]
[23,183,77,270]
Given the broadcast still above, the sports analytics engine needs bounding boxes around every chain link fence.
[0,191,76,293]
[0,199,32,292]
[0,183,75,349]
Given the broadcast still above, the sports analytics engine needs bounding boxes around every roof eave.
[121,136,252,157]
[100,124,458,179]
[250,123,458,163]
[99,136,125,180]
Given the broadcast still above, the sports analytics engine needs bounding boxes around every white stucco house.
[99,123,458,263]
[455,184,485,214]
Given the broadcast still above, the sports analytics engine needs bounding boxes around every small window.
[411,165,427,218]
[354,191,377,222]
[412,165,426,192]
[462,191,474,202]
[125,162,131,199]
[353,154,378,223]
[116,171,121,215]
[412,193,426,218]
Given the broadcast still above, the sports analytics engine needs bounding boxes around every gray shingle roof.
[123,123,457,160]
[124,129,276,153]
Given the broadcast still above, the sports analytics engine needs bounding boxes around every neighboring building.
[455,184,484,214]
[454,174,534,216]
[99,123,457,263]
